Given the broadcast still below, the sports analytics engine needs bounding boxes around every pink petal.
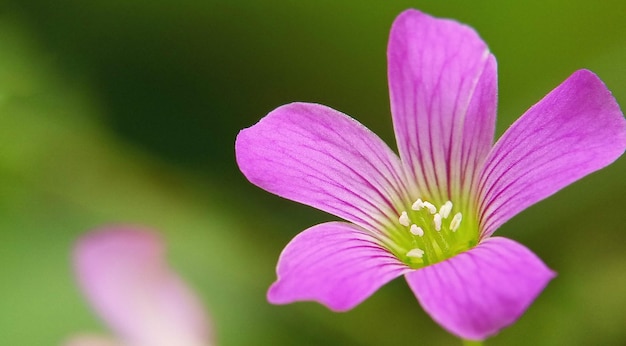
[478,70,626,237]
[236,102,409,232]
[388,9,497,203]
[268,222,411,311]
[405,237,555,340]
[74,226,212,346]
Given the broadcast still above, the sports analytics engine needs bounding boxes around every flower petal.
[236,102,408,232]
[268,221,411,311]
[74,226,212,346]
[388,9,497,203]
[405,237,555,340]
[478,69,626,237]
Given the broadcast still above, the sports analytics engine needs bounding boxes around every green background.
[1,1,625,345]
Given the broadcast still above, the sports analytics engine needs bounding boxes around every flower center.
[389,198,478,268]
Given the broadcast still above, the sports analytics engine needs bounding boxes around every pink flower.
[235,9,626,341]
[66,226,212,346]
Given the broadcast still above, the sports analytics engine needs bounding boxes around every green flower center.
[387,198,478,268]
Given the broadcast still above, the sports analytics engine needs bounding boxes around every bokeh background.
[1,1,625,345]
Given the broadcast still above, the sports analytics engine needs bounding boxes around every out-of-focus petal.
[405,237,555,340]
[268,222,411,311]
[388,9,497,204]
[478,69,626,237]
[236,102,409,233]
[64,334,122,346]
[74,227,211,346]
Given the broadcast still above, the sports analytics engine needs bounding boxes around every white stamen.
[450,212,463,232]
[410,224,424,237]
[399,211,410,227]
[439,201,453,219]
[433,213,442,231]
[406,248,425,258]
[422,201,437,214]
[411,199,424,210]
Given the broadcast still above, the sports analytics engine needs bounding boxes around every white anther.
[410,224,424,237]
[439,201,453,219]
[411,199,424,210]
[433,213,442,231]
[399,211,410,227]
[422,201,437,214]
[406,248,425,258]
[450,212,463,232]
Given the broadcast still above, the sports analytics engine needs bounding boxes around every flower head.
[66,226,212,346]
[235,9,626,340]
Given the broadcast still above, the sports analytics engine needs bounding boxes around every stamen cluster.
[394,198,465,267]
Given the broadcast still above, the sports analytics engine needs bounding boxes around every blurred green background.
[1,1,625,345]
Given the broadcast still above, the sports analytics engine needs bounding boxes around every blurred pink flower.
[236,9,626,340]
[66,226,212,346]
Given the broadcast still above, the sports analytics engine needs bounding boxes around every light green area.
[462,339,483,346]
[390,200,478,268]
[1,1,625,345]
